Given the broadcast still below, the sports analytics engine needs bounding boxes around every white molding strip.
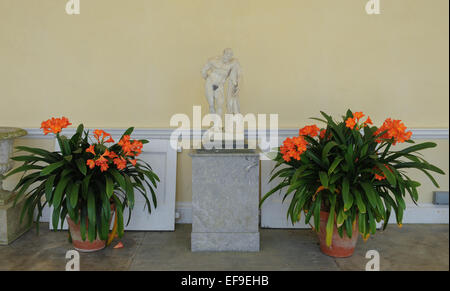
[174,202,448,225]
[277,128,449,140]
[175,202,193,224]
[23,128,176,140]
[20,128,450,140]
[392,203,449,224]
[42,202,449,225]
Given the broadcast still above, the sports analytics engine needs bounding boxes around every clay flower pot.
[66,217,107,253]
[318,211,359,258]
[66,204,115,253]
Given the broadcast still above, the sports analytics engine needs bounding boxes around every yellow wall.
[1,0,448,203]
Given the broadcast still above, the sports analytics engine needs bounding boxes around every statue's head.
[222,48,234,63]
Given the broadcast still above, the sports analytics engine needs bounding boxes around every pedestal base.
[192,232,260,252]
[190,147,260,252]
[0,191,16,206]
[0,195,31,245]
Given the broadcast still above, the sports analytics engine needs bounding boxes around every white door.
[260,159,310,229]
[46,138,177,231]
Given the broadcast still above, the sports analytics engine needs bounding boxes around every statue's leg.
[215,86,224,117]
[226,95,233,114]
[211,87,224,131]
[231,97,240,114]
[205,84,215,114]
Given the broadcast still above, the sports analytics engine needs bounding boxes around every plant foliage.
[261,110,444,246]
[6,118,159,243]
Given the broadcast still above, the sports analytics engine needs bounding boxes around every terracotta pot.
[318,211,359,258]
[66,204,115,252]
[67,217,106,252]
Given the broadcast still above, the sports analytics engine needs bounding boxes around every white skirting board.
[39,202,448,226]
[175,202,449,226]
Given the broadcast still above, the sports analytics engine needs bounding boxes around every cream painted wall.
[0,0,448,127]
[1,0,449,203]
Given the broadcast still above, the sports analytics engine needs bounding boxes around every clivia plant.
[261,110,444,257]
[6,117,159,252]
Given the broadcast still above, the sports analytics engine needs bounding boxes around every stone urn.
[0,127,28,245]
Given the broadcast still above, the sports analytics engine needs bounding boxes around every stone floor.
[0,223,448,271]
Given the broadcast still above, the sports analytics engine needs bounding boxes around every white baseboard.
[394,203,449,224]
[39,202,447,226]
[175,202,193,224]
[174,202,448,225]
[36,198,450,227]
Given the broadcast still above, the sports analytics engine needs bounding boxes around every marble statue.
[202,48,242,117]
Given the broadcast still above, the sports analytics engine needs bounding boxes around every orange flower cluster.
[94,129,114,144]
[374,118,412,145]
[86,146,120,172]
[85,131,143,172]
[40,117,71,135]
[345,112,372,130]
[299,125,320,137]
[280,136,308,162]
[118,135,143,157]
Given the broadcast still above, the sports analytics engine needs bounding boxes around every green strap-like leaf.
[79,206,87,241]
[260,181,289,206]
[45,175,56,202]
[319,171,328,188]
[81,174,92,199]
[376,163,396,186]
[75,158,87,176]
[110,169,126,189]
[40,160,65,176]
[105,175,114,198]
[52,206,61,231]
[354,189,366,214]
[313,195,321,232]
[358,212,366,235]
[345,217,353,238]
[69,182,80,207]
[328,157,343,176]
[322,141,338,163]
[15,146,59,159]
[87,190,96,242]
[342,178,353,211]
[360,182,377,209]
[4,164,44,178]
[367,208,377,235]
[112,195,125,238]
[120,127,135,141]
[124,175,135,210]
[325,195,336,247]
[386,142,437,162]
[336,208,346,228]
[52,175,72,209]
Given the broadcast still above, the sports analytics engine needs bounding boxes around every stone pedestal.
[0,127,29,245]
[0,195,31,245]
[190,148,260,252]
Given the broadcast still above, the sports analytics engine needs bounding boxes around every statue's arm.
[201,60,213,79]
[230,61,242,85]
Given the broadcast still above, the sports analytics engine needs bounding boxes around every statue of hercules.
[201,48,241,117]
